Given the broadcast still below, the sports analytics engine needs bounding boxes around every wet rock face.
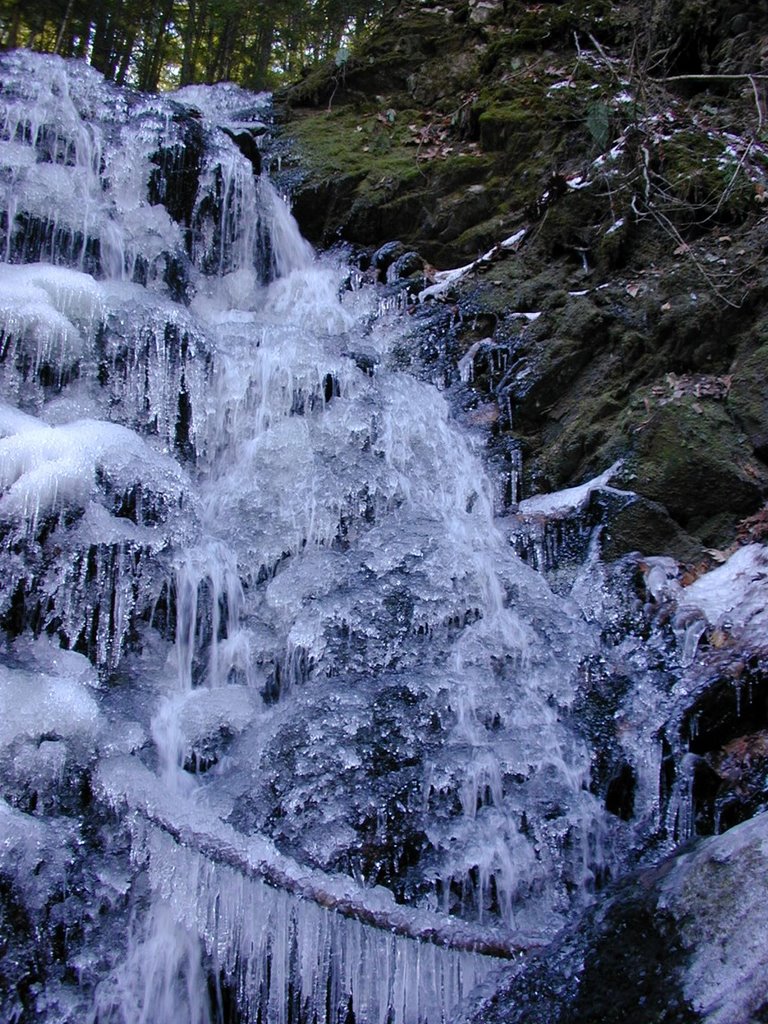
[147,106,206,232]
[675,657,768,836]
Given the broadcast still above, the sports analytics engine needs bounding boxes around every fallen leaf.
[708,627,731,648]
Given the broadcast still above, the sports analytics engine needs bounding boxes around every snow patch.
[676,544,768,643]
[419,230,526,301]
[517,461,623,515]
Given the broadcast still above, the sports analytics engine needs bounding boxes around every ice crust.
[0,49,284,286]
[93,756,504,1024]
[517,461,623,515]
[0,662,100,749]
[675,543,768,642]
[0,414,191,525]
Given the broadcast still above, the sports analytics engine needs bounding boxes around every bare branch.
[653,73,768,82]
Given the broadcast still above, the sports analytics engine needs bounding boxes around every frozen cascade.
[2,51,748,1024]
[0,52,615,1023]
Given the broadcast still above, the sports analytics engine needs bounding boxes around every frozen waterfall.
[0,49,704,1024]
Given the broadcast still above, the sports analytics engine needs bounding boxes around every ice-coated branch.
[96,756,532,961]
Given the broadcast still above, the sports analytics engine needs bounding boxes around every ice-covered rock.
[463,810,768,1024]
[675,543,768,646]
[0,662,100,749]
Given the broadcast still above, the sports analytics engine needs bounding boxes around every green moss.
[657,129,756,224]
[430,153,496,190]
[287,109,417,180]
[728,343,768,457]
[477,102,539,152]
[619,397,763,540]
[472,59,617,176]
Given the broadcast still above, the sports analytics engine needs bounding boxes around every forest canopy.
[0,0,384,91]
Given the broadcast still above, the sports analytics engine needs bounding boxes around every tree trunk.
[138,0,174,91]
[114,29,136,84]
[180,0,205,85]
[54,0,76,54]
[90,7,116,75]
[249,23,274,89]
[4,1,22,48]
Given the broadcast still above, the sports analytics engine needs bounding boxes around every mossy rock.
[728,342,768,461]
[281,5,465,107]
[657,129,756,224]
[536,189,609,256]
[490,0,623,51]
[510,300,611,425]
[477,102,545,156]
[620,397,764,543]
[430,153,496,191]
[598,492,703,562]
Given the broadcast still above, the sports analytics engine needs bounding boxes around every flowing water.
[0,49,747,1024]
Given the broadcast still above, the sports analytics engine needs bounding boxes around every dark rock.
[290,172,367,248]
[1,212,101,275]
[345,351,379,376]
[388,250,424,280]
[148,106,205,230]
[620,399,765,545]
[220,126,263,175]
[595,490,703,564]
[371,240,409,277]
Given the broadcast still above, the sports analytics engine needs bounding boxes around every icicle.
[172,542,244,691]
[113,825,501,1024]
[665,752,699,844]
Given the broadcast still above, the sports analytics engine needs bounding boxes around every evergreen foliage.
[0,0,384,90]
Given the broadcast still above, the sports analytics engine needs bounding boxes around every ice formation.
[2,49,766,1024]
